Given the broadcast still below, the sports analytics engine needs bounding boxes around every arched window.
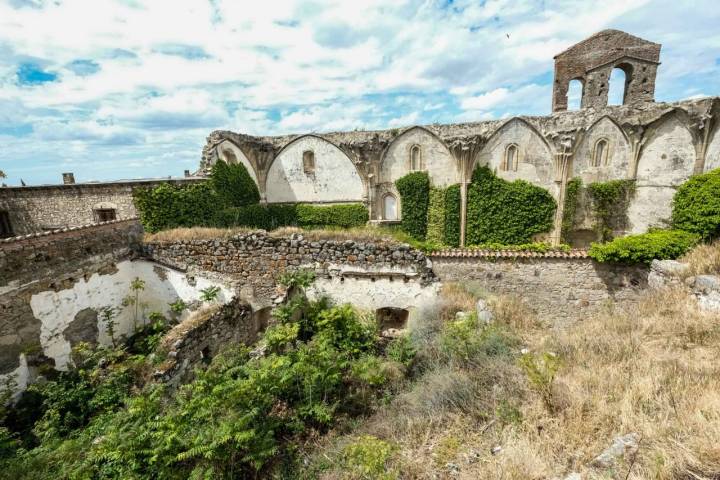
[592,138,609,167]
[409,145,422,171]
[608,66,629,105]
[567,78,583,110]
[302,150,315,175]
[382,193,398,220]
[503,144,518,171]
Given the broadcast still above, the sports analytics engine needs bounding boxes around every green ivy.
[672,168,720,240]
[561,178,582,243]
[215,203,368,230]
[443,184,461,247]
[210,160,260,207]
[587,179,636,242]
[588,229,699,264]
[467,242,571,253]
[133,182,219,233]
[466,166,556,245]
[426,187,446,245]
[395,172,430,240]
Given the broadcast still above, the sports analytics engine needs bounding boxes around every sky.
[0,0,719,186]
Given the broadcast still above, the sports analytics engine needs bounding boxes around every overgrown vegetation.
[210,160,261,208]
[133,182,220,233]
[589,229,700,264]
[561,177,582,243]
[425,187,446,244]
[586,179,636,242]
[395,171,430,240]
[443,184,461,247]
[466,166,556,245]
[671,167,720,240]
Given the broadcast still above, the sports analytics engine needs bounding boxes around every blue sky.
[1,0,719,185]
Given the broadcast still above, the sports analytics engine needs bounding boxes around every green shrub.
[395,172,430,240]
[466,166,556,245]
[296,203,369,228]
[133,182,218,233]
[426,187,446,244]
[589,229,700,264]
[561,178,582,243]
[443,184,461,247]
[586,179,635,241]
[518,352,561,412]
[210,160,260,207]
[467,242,570,253]
[342,435,397,480]
[672,168,720,240]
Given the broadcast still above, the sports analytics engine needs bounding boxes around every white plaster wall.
[0,354,31,401]
[217,140,259,186]
[307,277,440,313]
[29,260,234,370]
[703,128,720,172]
[628,116,696,233]
[475,119,556,194]
[573,117,631,182]
[265,136,364,203]
[380,127,458,187]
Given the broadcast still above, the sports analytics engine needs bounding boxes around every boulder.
[590,433,640,470]
[476,299,494,324]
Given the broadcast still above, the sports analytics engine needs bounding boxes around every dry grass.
[310,283,720,480]
[680,240,720,277]
[144,227,253,243]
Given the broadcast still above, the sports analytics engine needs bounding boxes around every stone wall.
[0,178,203,236]
[155,298,256,386]
[143,231,436,309]
[430,251,648,324]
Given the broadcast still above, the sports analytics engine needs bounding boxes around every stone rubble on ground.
[589,432,640,470]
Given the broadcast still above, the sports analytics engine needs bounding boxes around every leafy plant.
[168,298,188,315]
[519,351,561,411]
[561,177,582,243]
[587,179,636,241]
[133,182,220,233]
[278,269,316,290]
[296,203,369,228]
[122,277,146,331]
[386,335,416,368]
[589,229,700,264]
[199,286,221,303]
[466,166,556,245]
[342,435,398,480]
[210,159,260,208]
[99,306,119,347]
[672,168,720,240]
[443,184,461,247]
[214,203,369,230]
[395,171,430,240]
[426,187,446,244]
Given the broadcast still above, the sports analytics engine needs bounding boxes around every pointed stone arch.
[573,115,631,182]
[703,117,720,173]
[265,135,365,203]
[215,140,260,187]
[627,111,696,233]
[380,126,457,187]
[475,117,555,191]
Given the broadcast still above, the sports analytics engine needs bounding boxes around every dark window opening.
[95,208,117,222]
[303,150,315,175]
[376,307,409,331]
[0,211,13,238]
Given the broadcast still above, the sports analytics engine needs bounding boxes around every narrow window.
[382,194,398,220]
[0,211,13,238]
[95,208,117,222]
[567,79,583,111]
[503,144,518,171]
[592,139,608,167]
[302,150,315,175]
[608,66,629,105]
[410,145,422,171]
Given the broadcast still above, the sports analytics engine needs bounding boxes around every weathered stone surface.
[648,259,690,289]
[476,299,494,324]
[63,308,99,345]
[590,433,640,470]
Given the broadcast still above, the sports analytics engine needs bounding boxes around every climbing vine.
[443,184,461,247]
[671,168,720,240]
[586,179,636,242]
[561,178,582,243]
[395,171,430,240]
[426,187,446,245]
[466,166,556,245]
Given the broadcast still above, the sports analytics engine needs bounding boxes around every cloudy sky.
[1,0,718,185]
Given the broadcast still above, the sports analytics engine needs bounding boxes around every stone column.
[551,150,572,246]
[460,173,467,247]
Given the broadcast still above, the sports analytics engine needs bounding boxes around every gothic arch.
[215,139,260,187]
[380,126,457,187]
[572,115,631,182]
[475,117,555,191]
[265,135,365,203]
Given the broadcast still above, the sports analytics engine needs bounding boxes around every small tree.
[123,277,146,331]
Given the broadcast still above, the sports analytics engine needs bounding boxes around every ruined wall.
[572,116,631,183]
[0,178,202,236]
[380,127,458,187]
[265,136,365,203]
[143,231,436,310]
[430,251,648,324]
[216,140,260,187]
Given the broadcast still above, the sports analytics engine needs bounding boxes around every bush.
[589,229,700,264]
[561,178,582,243]
[342,435,397,480]
[296,203,368,228]
[426,187,446,244]
[466,166,556,245]
[395,172,430,240]
[443,184,461,247]
[672,168,720,240]
[133,182,218,233]
[215,203,369,230]
[210,160,260,207]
